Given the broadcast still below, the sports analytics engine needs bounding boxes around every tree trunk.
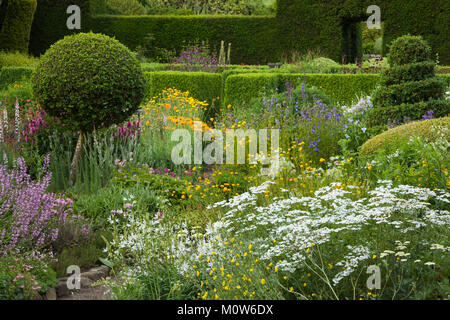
[70,132,85,183]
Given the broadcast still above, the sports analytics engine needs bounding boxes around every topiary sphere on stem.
[32,32,146,182]
[32,32,145,132]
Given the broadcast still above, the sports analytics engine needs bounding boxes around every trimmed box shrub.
[361,116,450,156]
[144,71,222,103]
[0,0,37,52]
[223,73,380,107]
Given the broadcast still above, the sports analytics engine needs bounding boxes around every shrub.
[0,0,37,53]
[360,116,450,156]
[370,35,447,126]
[92,0,147,15]
[0,252,57,299]
[388,35,432,67]
[144,71,222,111]
[29,0,450,64]
[87,15,278,65]
[380,61,436,86]
[0,67,33,91]
[32,32,145,133]
[0,51,38,68]
[224,73,380,107]
[0,156,72,254]
[223,73,280,107]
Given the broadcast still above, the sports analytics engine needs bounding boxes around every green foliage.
[29,0,91,57]
[111,0,271,15]
[367,99,450,129]
[388,35,432,67]
[72,183,170,224]
[95,0,147,15]
[380,61,436,86]
[32,32,145,133]
[362,134,449,190]
[29,0,450,64]
[370,35,448,127]
[0,67,33,91]
[90,15,277,65]
[224,73,380,107]
[0,51,38,68]
[276,0,450,65]
[224,73,280,107]
[0,0,37,53]
[52,229,111,277]
[0,81,33,102]
[144,71,222,109]
[372,78,446,108]
[361,116,450,156]
[112,167,189,206]
[0,253,57,300]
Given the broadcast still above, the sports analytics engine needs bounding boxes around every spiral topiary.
[369,35,449,127]
[32,32,146,181]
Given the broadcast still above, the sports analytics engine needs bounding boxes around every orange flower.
[165,104,171,109]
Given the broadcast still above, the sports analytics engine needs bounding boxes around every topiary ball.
[32,32,146,132]
[388,35,432,66]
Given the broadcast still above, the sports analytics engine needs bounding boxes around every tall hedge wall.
[276,0,450,65]
[0,0,37,52]
[29,0,91,56]
[224,73,381,107]
[90,15,277,65]
[28,0,449,64]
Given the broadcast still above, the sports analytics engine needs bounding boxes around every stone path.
[43,265,113,300]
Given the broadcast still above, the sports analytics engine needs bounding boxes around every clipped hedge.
[144,71,222,106]
[223,73,280,107]
[0,66,34,90]
[361,116,450,156]
[90,15,277,65]
[29,0,450,65]
[224,73,380,107]
[0,0,37,52]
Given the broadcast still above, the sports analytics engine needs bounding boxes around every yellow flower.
[319,158,325,163]
[260,279,266,285]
